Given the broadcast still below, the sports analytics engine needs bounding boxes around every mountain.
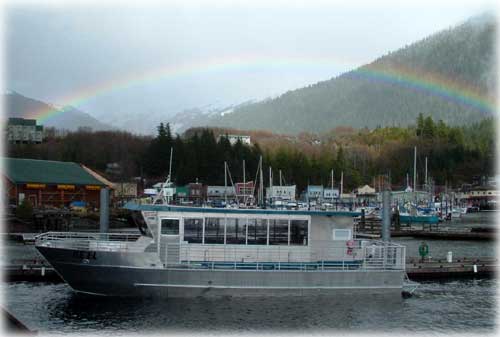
[94,100,254,135]
[4,91,114,131]
[205,14,497,134]
[166,100,255,134]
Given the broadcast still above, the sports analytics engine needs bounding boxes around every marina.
[2,3,498,333]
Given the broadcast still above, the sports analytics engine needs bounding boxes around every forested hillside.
[7,114,495,190]
[208,14,496,134]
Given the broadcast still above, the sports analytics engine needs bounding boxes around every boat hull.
[37,246,404,297]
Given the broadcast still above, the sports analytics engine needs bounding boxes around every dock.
[391,230,495,240]
[356,217,496,241]
[4,257,497,283]
[406,257,497,280]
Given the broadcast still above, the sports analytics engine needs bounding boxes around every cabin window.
[247,219,268,245]
[332,229,352,241]
[184,218,203,243]
[160,218,179,235]
[290,219,308,245]
[226,218,246,244]
[269,219,289,245]
[204,217,224,244]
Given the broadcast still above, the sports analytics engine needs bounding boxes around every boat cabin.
[129,204,367,266]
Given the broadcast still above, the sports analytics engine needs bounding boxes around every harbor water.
[1,212,497,334]
[1,279,496,334]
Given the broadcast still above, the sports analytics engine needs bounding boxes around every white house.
[323,188,340,200]
[219,134,251,146]
[266,185,296,201]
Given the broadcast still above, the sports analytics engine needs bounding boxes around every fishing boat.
[34,204,407,297]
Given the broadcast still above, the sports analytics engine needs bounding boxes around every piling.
[381,190,391,241]
[99,187,109,233]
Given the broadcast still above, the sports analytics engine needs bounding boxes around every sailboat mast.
[259,157,264,207]
[413,146,417,192]
[425,156,428,188]
[340,171,344,197]
[243,159,246,206]
[168,147,173,181]
[331,169,334,203]
[224,161,227,205]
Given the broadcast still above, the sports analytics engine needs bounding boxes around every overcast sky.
[4,0,497,122]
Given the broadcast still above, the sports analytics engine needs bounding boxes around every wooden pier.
[355,216,496,241]
[406,257,497,280]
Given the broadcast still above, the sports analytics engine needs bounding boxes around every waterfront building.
[235,181,255,203]
[3,158,106,208]
[207,186,236,200]
[187,182,206,203]
[323,188,339,200]
[266,185,296,201]
[6,118,43,144]
[390,190,431,205]
[306,185,324,202]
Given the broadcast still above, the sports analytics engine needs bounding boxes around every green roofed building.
[3,158,106,208]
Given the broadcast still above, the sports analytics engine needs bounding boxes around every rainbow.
[28,54,357,123]
[28,55,496,123]
[349,63,496,114]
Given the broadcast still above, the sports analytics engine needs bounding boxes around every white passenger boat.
[35,204,406,297]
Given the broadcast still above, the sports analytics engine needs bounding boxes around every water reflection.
[4,279,495,334]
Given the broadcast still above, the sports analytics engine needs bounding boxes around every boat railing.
[172,240,405,271]
[35,232,143,252]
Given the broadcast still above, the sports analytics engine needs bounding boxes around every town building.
[235,181,255,203]
[187,182,206,203]
[390,190,432,205]
[219,134,251,146]
[306,185,324,202]
[207,186,236,200]
[3,158,106,208]
[323,188,339,200]
[266,185,296,201]
[6,118,43,144]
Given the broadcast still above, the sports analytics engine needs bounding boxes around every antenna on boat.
[279,170,282,187]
